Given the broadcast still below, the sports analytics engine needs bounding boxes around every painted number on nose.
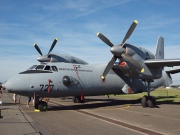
[40,84,54,91]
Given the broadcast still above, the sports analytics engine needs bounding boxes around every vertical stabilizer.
[155,36,164,59]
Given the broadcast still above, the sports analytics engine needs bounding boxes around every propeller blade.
[101,56,117,80]
[97,32,114,47]
[121,20,138,45]
[122,54,144,72]
[48,38,58,54]
[34,43,43,56]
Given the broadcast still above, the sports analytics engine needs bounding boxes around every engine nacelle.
[119,61,131,75]
[119,60,140,76]
[119,61,162,80]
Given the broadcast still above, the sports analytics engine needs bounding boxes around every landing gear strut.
[72,96,85,103]
[141,80,156,108]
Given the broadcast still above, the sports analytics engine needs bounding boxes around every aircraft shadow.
[48,98,142,111]
[155,95,180,105]
[48,96,180,111]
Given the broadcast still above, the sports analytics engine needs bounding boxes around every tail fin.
[155,36,164,59]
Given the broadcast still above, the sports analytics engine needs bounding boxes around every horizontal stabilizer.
[166,69,180,74]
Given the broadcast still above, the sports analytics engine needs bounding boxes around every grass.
[110,88,180,102]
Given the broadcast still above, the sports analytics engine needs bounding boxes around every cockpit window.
[35,65,45,70]
[44,65,51,71]
[52,66,58,72]
[28,64,57,72]
[29,65,37,70]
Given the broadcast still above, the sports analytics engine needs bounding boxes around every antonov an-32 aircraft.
[4,20,180,111]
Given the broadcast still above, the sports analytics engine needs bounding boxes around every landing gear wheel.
[142,80,157,108]
[72,96,85,103]
[38,101,47,111]
[148,96,156,108]
[141,95,148,107]
[73,96,78,103]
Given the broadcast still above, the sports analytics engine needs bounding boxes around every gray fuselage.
[5,62,172,97]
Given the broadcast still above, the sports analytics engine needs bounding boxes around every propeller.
[34,38,58,62]
[97,20,143,80]
[97,32,114,47]
[34,44,43,56]
[101,55,117,80]
[121,20,138,46]
[48,38,58,54]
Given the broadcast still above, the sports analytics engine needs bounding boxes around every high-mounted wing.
[144,59,180,67]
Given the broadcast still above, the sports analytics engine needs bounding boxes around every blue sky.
[0,0,180,84]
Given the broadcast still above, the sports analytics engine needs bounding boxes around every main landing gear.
[141,80,156,108]
[72,96,85,103]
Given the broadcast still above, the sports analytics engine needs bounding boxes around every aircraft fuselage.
[5,62,171,97]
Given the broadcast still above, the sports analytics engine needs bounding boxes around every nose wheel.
[141,80,156,108]
[35,101,47,111]
[34,95,48,111]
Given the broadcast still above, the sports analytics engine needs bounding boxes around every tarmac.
[0,90,41,135]
[1,90,180,135]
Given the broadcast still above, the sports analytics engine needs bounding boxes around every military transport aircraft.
[34,38,88,64]
[3,20,180,111]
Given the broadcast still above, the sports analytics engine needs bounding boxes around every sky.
[0,0,180,84]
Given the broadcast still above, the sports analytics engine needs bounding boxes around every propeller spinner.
[34,38,58,62]
[97,20,143,80]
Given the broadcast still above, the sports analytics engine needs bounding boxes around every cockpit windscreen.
[28,65,58,72]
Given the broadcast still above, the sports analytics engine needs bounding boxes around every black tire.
[77,96,85,103]
[72,96,78,103]
[141,95,148,107]
[38,101,47,111]
[148,96,156,108]
[72,96,85,103]
[152,96,156,105]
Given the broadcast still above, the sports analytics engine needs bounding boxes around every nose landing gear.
[34,100,47,111]
[34,94,48,112]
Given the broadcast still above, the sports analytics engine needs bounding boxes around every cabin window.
[52,66,58,72]
[35,65,44,70]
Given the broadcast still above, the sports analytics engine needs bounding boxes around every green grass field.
[111,88,180,102]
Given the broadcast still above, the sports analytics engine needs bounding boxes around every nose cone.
[110,45,125,57]
[5,75,29,93]
[37,55,50,62]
